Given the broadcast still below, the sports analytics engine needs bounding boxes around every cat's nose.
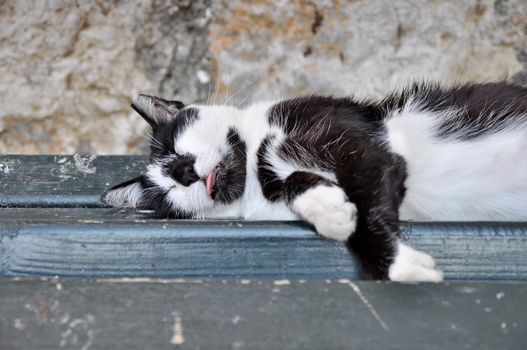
[173,163,200,186]
[169,158,200,186]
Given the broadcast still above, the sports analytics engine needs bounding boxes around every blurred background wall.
[1,0,526,154]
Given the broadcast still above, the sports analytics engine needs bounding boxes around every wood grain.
[1,208,526,279]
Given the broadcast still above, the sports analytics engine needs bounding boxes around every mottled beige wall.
[1,0,526,154]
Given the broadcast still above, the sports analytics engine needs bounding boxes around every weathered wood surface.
[0,155,147,207]
[1,155,527,280]
[0,278,525,350]
[1,208,526,279]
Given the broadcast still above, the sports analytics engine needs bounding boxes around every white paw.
[292,184,357,241]
[388,242,443,282]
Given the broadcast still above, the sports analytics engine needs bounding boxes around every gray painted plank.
[0,155,147,207]
[0,278,525,350]
[1,208,526,280]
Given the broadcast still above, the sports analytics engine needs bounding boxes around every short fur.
[102,83,527,281]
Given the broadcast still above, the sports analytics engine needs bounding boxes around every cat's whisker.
[235,77,264,108]
[211,61,222,106]
[224,83,246,107]
[206,78,213,106]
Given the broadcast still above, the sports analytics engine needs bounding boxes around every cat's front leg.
[283,171,443,281]
[284,171,357,241]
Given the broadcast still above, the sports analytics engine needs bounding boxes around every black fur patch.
[139,176,192,219]
[165,154,200,186]
[283,171,332,204]
[150,107,199,156]
[214,128,247,204]
[379,82,527,140]
[267,96,408,279]
[131,95,186,128]
[257,136,285,202]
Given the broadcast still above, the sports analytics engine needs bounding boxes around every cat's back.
[384,82,527,221]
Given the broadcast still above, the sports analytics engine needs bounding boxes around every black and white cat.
[102,82,527,282]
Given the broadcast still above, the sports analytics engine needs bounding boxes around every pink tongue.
[206,172,215,196]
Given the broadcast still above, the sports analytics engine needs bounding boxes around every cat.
[101,81,527,282]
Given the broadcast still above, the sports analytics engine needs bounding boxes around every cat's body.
[102,82,527,282]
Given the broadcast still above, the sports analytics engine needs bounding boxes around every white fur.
[103,181,143,208]
[238,101,300,220]
[146,163,177,190]
[386,103,527,221]
[388,242,443,282]
[175,105,238,177]
[291,184,357,241]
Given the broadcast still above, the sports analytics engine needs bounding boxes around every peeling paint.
[73,154,97,174]
[460,286,475,294]
[170,312,185,345]
[501,322,509,334]
[0,163,11,174]
[60,313,95,349]
[13,318,27,330]
[273,279,290,286]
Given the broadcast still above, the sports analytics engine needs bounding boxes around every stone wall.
[1,0,526,154]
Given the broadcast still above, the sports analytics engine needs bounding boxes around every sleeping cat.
[102,82,527,282]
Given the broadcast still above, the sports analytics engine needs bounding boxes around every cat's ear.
[101,176,147,208]
[131,94,185,128]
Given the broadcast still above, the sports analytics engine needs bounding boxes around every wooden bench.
[1,155,526,349]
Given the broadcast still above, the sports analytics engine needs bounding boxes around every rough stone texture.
[209,0,527,101]
[0,0,526,154]
[0,0,212,154]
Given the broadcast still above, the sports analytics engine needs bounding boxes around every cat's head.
[101,94,247,218]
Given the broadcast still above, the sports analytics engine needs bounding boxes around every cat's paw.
[388,243,443,282]
[291,184,357,241]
